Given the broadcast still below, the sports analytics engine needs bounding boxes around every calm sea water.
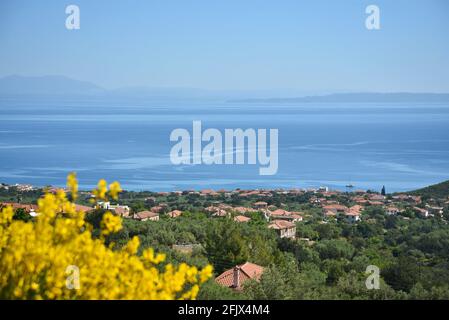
[1,98,449,192]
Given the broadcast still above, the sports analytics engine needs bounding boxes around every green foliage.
[197,280,247,300]
[12,208,32,222]
[315,239,355,260]
[409,179,449,199]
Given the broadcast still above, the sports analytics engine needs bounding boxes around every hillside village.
[2,182,447,227]
[1,181,449,298]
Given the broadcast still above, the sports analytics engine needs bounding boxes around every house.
[74,204,94,213]
[414,207,429,218]
[349,205,363,214]
[268,220,296,239]
[369,194,386,202]
[215,262,264,290]
[253,201,268,209]
[134,210,159,221]
[144,197,156,206]
[386,206,401,216]
[393,195,422,204]
[113,206,131,217]
[342,205,362,223]
[200,189,218,196]
[0,202,39,217]
[211,209,229,218]
[344,211,361,223]
[289,212,304,222]
[269,209,303,222]
[150,206,165,214]
[426,205,444,216]
[324,210,337,218]
[232,206,255,214]
[234,215,251,223]
[322,204,348,216]
[97,201,130,217]
[167,210,183,218]
[269,209,290,218]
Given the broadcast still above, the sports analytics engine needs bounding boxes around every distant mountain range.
[229,92,449,103]
[0,75,104,95]
[1,75,449,103]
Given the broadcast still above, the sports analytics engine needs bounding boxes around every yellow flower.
[142,248,166,265]
[67,172,78,201]
[100,211,122,237]
[93,179,108,200]
[123,236,140,255]
[0,206,14,225]
[0,173,212,300]
[108,181,122,200]
[199,265,213,283]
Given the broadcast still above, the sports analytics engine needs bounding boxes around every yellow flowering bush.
[0,173,213,300]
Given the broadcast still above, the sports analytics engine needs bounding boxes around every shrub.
[0,173,212,299]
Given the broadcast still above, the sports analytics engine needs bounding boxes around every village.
[1,181,448,293]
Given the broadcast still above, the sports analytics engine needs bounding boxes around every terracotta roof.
[369,194,385,201]
[324,210,336,216]
[323,204,348,212]
[268,219,296,230]
[0,202,38,212]
[212,209,228,217]
[150,206,164,213]
[135,211,159,219]
[346,205,362,216]
[205,206,219,212]
[232,206,255,214]
[290,214,303,220]
[201,189,215,195]
[113,206,129,215]
[215,262,264,289]
[167,210,182,218]
[234,215,251,222]
[74,204,94,212]
[270,209,290,216]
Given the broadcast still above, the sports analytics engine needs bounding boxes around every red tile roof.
[167,210,182,218]
[268,219,296,230]
[215,262,264,289]
[323,204,348,212]
[74,204,94,212]
[0,202,38,212]
[134,211,159,220]
[270,209,290,216]
[234,215,251,222]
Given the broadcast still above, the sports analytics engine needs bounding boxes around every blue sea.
[1,97,449,192]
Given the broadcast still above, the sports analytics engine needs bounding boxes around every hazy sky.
[0,0,448,93]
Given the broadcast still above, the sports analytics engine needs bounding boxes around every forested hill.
[409,180,449,199]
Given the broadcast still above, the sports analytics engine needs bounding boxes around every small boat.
[346,184,354,188]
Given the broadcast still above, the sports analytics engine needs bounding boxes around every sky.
[0,0,448,93]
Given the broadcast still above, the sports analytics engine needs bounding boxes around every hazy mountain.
[0,75,105,95]
[229,93,449,103]
[0,75,313,100]
[2,76,449,103]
